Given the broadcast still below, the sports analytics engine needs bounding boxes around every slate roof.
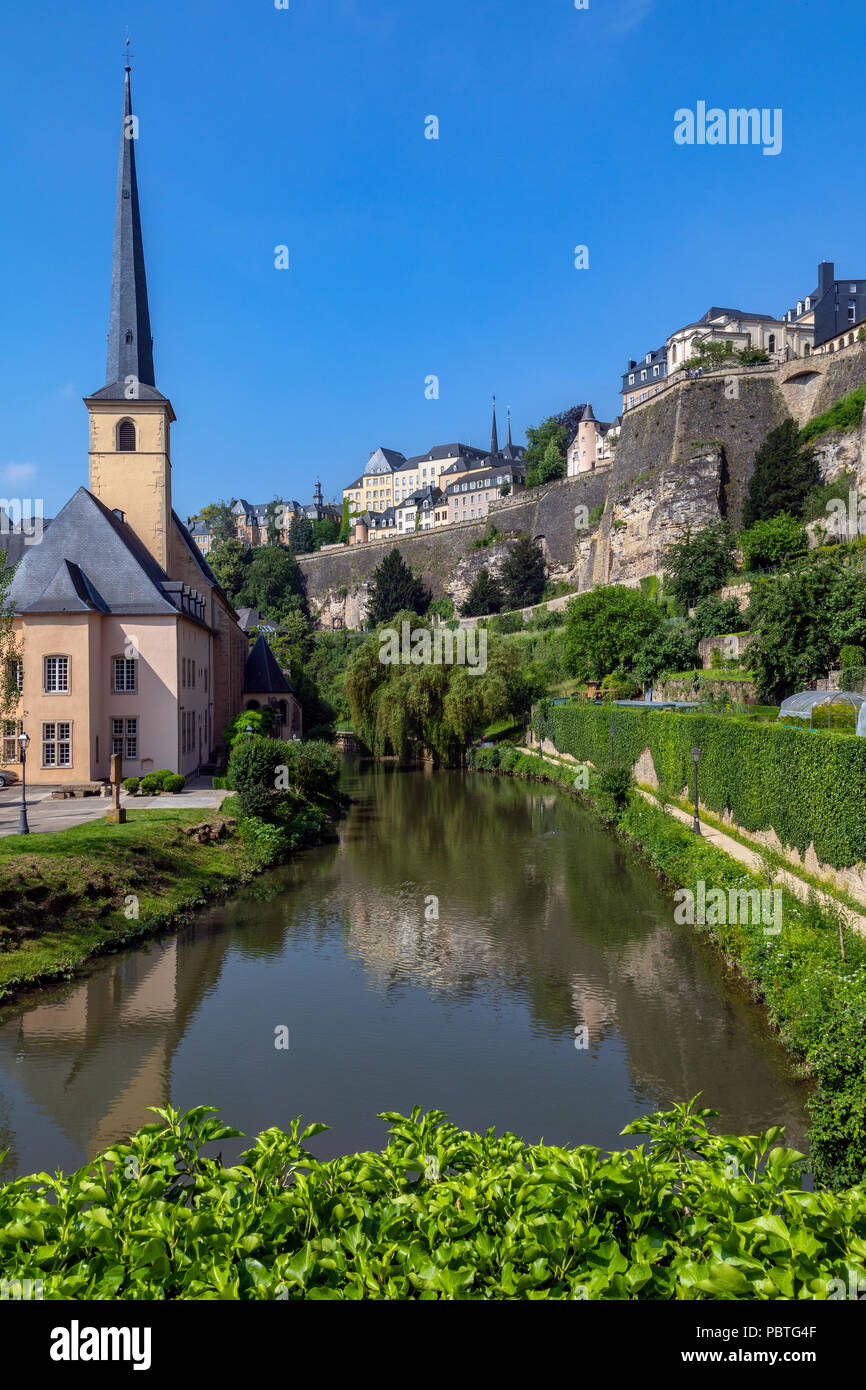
[171,510,225,595]
[102,68,157,399]
[0,514,54,567]
[400,443,487,469]
[444,464,524,494]
[6,487,187,618]
[243,634,295,694]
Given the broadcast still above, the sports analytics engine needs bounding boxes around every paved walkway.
[524,740,866,936]
[0,778,230,838]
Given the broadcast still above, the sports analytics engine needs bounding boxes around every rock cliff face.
[299,344,866,627]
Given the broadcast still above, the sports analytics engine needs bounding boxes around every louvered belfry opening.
[117,419,136,451]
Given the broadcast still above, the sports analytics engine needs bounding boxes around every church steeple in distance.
[506,406,513,451]
[105,63,155,393]
[490,396,499,456]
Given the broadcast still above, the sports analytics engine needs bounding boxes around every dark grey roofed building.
[399,443,487,471]
[798,261,866,346]
[365,506,397,530]
[444,463,524,497]
[243,634,295,696]
[622,346,668,394]
[7,487,207,623]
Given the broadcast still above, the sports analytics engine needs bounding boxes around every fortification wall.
[298,348,866,628]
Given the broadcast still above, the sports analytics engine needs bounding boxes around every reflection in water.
[0,764,809,1177]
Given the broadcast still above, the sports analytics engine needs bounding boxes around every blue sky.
[1,0,864,519]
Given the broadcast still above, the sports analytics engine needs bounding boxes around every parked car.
[0,769,19,788]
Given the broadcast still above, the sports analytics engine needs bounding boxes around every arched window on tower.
[117,419,137,451]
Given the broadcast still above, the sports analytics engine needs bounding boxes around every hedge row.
[535,703,866,870]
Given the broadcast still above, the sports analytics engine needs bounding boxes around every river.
[0,762,810,1177]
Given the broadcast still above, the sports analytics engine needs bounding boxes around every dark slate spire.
[582,401,595,422]
[506,406,513,451]
[490,396,499,456]
[105,66,155,392]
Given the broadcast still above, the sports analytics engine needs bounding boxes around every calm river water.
[0,762,809,1177]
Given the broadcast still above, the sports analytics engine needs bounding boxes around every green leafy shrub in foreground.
[122,777,140,795]
[1,1100,864,1300]
[162,774,185,794]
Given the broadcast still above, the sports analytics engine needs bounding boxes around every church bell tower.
[85,64,175,571]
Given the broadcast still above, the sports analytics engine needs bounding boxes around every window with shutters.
[117,419,137,451]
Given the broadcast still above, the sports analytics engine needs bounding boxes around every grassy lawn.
[0,809,254,1000]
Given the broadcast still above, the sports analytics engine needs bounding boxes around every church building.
[4,67,251,786]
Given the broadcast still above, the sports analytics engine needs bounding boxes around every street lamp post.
[17,730,31,836]
[691,746,701,835]
[244,724,253,742]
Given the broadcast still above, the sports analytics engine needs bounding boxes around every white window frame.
[1,719,22,765]
[44,655,69,694]
[113,656,137,693]
[42,720,72,767]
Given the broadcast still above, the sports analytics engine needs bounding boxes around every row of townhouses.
[188,483,341,555]
[621,260,866,412]
[188,261,865,554]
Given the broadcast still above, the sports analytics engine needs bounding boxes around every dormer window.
[117,419,137,451]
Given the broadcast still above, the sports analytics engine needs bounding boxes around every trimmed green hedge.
[536,703,866,870]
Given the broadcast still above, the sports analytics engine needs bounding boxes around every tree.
[207,537,249,604]
[239,544,307,622]
[499,536,546,610]
[663,521,737,611]
[0,555,21,726]
[287,512,315,555]
[345,623,530,765]
[743,419,819,527]
[265,498,286,546]
[499,481,511,498]
[312,518,340,549]
[692,594,748,641]
[632,622,699,684]
[198,500,236,545]
[462,567,504,617]
[839,644,865,690]
[740,513,807,572]
[563,585,663,680]
[747,561,842,701]
[523,418,568,488]
[338,498,352,545]
[365,548,431,625]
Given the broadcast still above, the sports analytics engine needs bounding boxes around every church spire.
[490,396,499,456]
[105,64,155,392]
[506,406,513,451]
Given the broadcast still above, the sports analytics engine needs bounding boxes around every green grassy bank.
[467,743,866,1190]
[0,807,270,1003]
